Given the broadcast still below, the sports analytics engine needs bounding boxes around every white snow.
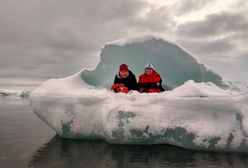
[30,36,248,152]
[167,80,237,97]
[107,35,166,46]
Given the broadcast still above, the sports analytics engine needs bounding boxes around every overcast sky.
[0,0,247,87]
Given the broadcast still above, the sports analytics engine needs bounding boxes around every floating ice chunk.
[30,36,248,152]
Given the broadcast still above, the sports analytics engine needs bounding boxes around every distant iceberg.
[0,88,30,97]
[30,36,248,152]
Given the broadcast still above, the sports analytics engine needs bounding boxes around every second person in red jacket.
[138,63,165,93]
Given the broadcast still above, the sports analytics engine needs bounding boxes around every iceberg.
[0,89,20,96]
[82,36,228,89]
[30,36,248,152]
[0,88,30,97]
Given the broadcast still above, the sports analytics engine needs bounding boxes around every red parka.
[138,71,165,93]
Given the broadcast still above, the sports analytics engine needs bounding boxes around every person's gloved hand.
[117,87,129,93]
[111,83,124,91]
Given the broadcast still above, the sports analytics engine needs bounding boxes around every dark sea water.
[1,96,248,168]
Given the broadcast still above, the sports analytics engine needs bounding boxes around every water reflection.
[0,96,30,105]
[29,136,248,168]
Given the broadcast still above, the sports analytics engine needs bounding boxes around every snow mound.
[169,80,236,97]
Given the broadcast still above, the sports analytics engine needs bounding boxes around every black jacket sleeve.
[129,74,138,90]
[114,75,118,84]
[157,79,165,92]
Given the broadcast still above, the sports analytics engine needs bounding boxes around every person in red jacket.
[138,63,165,93]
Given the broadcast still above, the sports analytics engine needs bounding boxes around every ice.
[0,88,30,97]
[82,36,228,89]
[30,36,248,152]
[0,89,20,96]
[167,80,237,97]
[232,81,248,92]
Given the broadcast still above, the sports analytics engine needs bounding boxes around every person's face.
[120,70,129,78]
[145,67,153,75]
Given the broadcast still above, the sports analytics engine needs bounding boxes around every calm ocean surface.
[1,96,248,168]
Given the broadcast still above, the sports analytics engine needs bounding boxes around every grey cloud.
[203,53,248,81]
[230,31,248,41]
[235,0,248,8]
[0,0,246,84]
[0,0,176,81]
[177,12,248,38]
[236,53,248,66]
[129,6,176,31]
[176,38,234,55]
[0,0,147,47]
[0,0,155,80]
[173,0,214,15]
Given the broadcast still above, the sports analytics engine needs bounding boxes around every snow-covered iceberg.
[30,36,248,152]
